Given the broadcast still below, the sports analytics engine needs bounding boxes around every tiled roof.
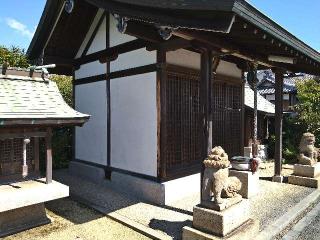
[245,84,275,114]
[0,73,89,126]
[257,76,297,95]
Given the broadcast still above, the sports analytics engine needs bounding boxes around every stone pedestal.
[288,163,320,188]
[293,163,320,178]
[0,203,50,237]
[182,200,258,240]
[193,200,250,236]
[229,170,259,198]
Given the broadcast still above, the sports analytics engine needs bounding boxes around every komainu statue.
[298,133,319,166]
[202,146,242,206]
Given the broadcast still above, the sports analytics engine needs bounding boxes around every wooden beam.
[146,38,192,52]
[45,128,53,184]
[75,39,148,66]
[274,69,284,180]
[157,49,167,179]
[44,56,74,67]
[0,132,47,140]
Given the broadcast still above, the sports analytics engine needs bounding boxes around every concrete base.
[229,170,259,198]
[293,163,320,178]
[272,175,283,183]
[0,203,50,237]
[288,175,320,188]
[69,161,106,184]
[193,200,250,236]
[182,219,259,240]
[111,171,200,205]
[69,161,200,205]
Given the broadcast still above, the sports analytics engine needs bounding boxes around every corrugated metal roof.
[0,74,89,126]
[245,84,275,114]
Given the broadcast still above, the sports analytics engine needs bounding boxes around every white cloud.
[5,18,34,39]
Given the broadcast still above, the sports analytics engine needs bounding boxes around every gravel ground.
[4,198,150,240]
[8,164,313,240]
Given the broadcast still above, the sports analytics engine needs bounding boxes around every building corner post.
[273,68,284,182]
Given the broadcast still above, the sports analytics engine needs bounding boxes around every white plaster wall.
[110,49,156,72]
[110,72,158,177]
[75,81,108,166]
[75,12,106,79]
[167,49,242,78]
[74,9,107,166]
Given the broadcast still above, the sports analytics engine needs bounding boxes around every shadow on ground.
[45,198,103,224]
[149,219,192,240]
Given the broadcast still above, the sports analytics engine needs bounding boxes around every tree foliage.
[295,78,320,137]
[0,46,29,68]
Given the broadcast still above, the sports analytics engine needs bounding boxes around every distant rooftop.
[245,84,275,114]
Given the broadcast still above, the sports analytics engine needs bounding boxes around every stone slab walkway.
[52,169,316,240]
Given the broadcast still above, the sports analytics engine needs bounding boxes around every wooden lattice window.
[0,138,34,176]
[166,70,202,174]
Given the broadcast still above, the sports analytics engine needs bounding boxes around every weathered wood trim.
[75,74,106,85]
[108,64,160,79]
[73,159,160,182]
[274,69,284,176]
[74,64,160,85]
[46,127,53,184]
[75,39,148,66]
[81,12,107,58]
[106,166,160,182]
[72,68,76,163]
[106,12,111,168]
[0,132,47,140]
[157,49,167,179]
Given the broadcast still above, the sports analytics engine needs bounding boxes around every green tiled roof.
[0,73,89,126]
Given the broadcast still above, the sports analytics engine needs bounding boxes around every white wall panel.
[110,72,158,176]
[75,61,106,79]
[110,49,157,72]
[75,81,108,166]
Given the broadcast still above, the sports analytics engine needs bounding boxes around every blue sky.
[0,0,319,52]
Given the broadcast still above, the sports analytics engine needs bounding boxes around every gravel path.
[4,198,150,240]
[50,166,315,239]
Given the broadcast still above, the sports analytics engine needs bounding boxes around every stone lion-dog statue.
[202,146,242,204]
[298,132,319,166]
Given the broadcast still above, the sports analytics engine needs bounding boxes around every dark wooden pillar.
[34,137,40,173]
[157,49,167,179]
[46,128,53,184]
[240,71,245,155]
[273,69,284,181]
[248,63,258,157]
[200,49,212,201]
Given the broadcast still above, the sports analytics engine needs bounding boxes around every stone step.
[288,175,320,188]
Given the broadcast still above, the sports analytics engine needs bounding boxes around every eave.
[27,0,320,75]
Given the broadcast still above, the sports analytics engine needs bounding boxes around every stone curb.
[70,194,171,240]
[256,189,320,240]
[282,201,320,240]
